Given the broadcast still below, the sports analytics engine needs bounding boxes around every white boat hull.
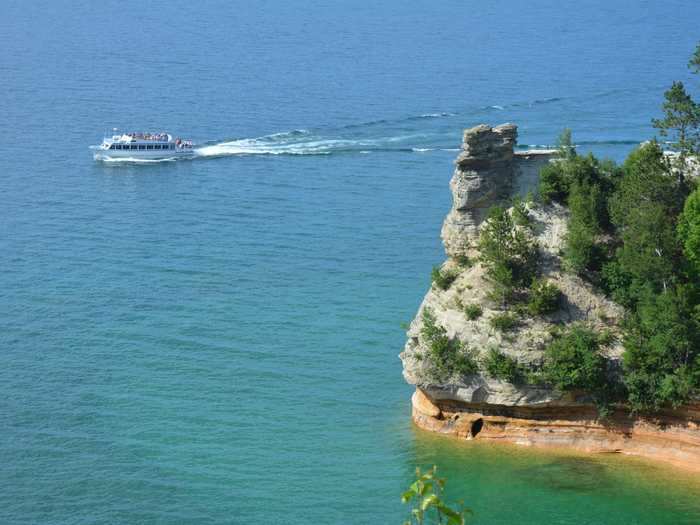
[92,147,194,161]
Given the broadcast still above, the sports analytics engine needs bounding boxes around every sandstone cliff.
[400,124,700,471]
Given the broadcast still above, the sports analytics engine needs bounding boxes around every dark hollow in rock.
[471,418,484,437]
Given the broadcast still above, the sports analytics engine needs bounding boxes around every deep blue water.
[2,1,700,523]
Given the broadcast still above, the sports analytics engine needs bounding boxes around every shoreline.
[412,388,700,473]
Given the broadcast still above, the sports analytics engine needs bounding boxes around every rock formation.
[400,123,700,471]
[440,124,554,259]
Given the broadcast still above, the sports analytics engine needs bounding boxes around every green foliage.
[463,303,483,321]
[601,260,636,307]
[478,206,538,305]
[678,188,700,277]
[431,265,459,290]
[511,197,531,228]
[564,182,605,274]
[527,279,561,316]
[557,128,577,160]
[483,349,522,383]
[489,312,519,332]
[401,466,471,525]
[690,41,700,74]
[542,325,608,393]
[539,162,569,204]
[652,81,700,172]
[421,309,479,381]
[454,255,473,268]
[538,132,619,206]
[608,142,685,293]
[622,287,700,412]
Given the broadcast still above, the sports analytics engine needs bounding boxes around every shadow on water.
[513,456,611,493]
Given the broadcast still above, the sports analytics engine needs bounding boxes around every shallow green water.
[411,430,700,525]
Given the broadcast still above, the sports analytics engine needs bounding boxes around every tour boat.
[91,132,194,160]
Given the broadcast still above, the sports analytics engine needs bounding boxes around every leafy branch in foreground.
[402,466,471,525]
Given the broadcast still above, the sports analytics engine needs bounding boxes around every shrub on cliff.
[478,206,538,305]
[431,265,459,290]
[678,187,700,278]
[421,309,478,381]
[542,325,608,394]
[483,349,522,383]
[511,196,532,229]
[489,312,519,332]
[622,286,700,412]
[608,141,685,294]
[527,279,561,316]
[563,181,606,274]
[463,303,483,321]
[538,129,620,208]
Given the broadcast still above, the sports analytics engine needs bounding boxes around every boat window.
[146,145,153,150]
[138,145,145,150]
[130,145,137,150]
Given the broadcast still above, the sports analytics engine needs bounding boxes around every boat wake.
[98,92,648,164]
[193,129,450,158]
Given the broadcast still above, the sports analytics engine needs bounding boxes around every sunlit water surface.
[2,1,700,523]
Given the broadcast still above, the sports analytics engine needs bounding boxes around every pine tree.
[651,81,700,186]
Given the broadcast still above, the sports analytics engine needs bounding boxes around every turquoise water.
[2,1,700,523]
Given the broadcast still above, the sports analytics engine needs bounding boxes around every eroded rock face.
[411,390,700,472]
[441,124,518,258]
[402,202,624,408]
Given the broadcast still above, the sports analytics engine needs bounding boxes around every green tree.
[401,466,471,525]
[539,129,576,203]
[608,142,684,293]
[483,349,522,383]
[539,134,619,208]
[652,81,700,185]
[622,287,700,412]
[542,325,608,393]
[478,206,538,306]
[564,182,604,274]
[678,188,700,277]
[421,309,478,381]
[690,41,700,74]
[557,128,577,160]
[527,279,562,315]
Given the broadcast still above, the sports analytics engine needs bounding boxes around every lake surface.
[2,1,700,523]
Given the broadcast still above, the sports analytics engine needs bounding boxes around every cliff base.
[412,388,700,472]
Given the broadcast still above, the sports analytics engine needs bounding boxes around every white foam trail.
[194,133,387,157]
[419,112,454,118]
[195,138,339,157]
